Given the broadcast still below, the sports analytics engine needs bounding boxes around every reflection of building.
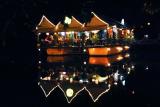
[38,53,134,103]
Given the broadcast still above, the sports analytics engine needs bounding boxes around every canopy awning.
[84,12,109,31]
[36,15,55,33]
[35,12,110,33]
[55,16,84,32]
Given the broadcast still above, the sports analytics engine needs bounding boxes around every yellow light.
[66,88,74,97]
[116,55,123,61]
[116,47,123,52]
[70,78,73,83]
[107,63,111,66]
[127,30,130,34]
[124,46,130,50]
[107,48,111,51]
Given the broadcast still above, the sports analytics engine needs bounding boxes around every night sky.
[0,0,160,62]
[0,0,159,64]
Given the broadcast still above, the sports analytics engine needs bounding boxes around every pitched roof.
[36,15,55,33]
[55,22,64,32]
[85,12,109,30]
[68,16,83,28]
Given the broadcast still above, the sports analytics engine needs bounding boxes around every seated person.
[45,35,53,44]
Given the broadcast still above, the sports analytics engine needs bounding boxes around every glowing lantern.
[66,88,74,97]
[64,16,71,24]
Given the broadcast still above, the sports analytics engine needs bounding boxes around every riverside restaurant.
[35,12,134,56]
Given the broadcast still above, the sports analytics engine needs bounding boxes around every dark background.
[0,0,160,107]
[0,0,160,64]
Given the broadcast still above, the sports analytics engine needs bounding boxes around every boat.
[35,12,134,56]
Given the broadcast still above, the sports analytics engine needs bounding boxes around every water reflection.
[38,53,134,103]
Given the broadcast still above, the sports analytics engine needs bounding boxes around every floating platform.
[45,45,130,56]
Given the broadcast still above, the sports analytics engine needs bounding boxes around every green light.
[64,16,71,24]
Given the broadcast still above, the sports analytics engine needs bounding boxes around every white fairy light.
[38,61,41,64]
[37,15,55,27]
[39,83,111,103]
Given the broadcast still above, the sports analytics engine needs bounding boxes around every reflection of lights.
[108,84,111,88]
[120,75,123,80]
[107,48,111,51]
[73,73,76,77]
[84,61,87,65]
[41,76,51,80]
[70,78,73,83]
[123,65,125,69]
[114,72,119,81]
[144,34,149,38]
[145,66,149,70]
[39,84,111,103]
[95,80,99,84]
[131,65,135,69]
[124,53,130,58]
[107,63,111,66]
[79,79,83,83]
[60,75,63,80]
[95,75,109,83]
[124,46,130,50]
[122,80,125,86]
[116,47,123,52]
[38,66,41,69]
[117,55,123,60]
[128,67,131,72]
[66,77,69,80]
[66,88,74,97]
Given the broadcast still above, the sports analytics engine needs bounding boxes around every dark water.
[1,44,160,107]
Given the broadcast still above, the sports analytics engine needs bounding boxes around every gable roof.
[36,15,55,33]
[85,12,109,30]
[68,16,83,28]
